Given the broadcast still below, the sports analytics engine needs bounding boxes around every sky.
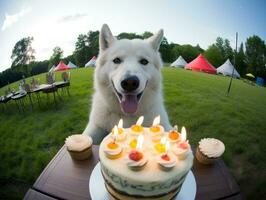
[0,0,265,72]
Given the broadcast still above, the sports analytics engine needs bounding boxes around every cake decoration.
[126,134,147,171]
[130,116,144,135]
[157,141,177,171]
[111,119,126,141]
[173,127,191,160]
[154,136,167,154]
[104,125,123,159]
[168,125,181,143]
[149,115,164,141]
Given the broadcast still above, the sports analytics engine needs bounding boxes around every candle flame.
[136,134,144,150]
[165,141,170,153]
[152,115,160,126]
[181,126,187,141]
[118,119,123,128]
[174,125,178,131]
[160,136,166,145]
[136,116,144,126]
[114,125,118,138]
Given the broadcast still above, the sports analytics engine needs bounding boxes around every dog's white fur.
[83,24,171,144]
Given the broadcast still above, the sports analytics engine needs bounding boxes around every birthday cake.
[99,116,194,200]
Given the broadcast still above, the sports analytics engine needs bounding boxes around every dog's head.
[96,24,164,115]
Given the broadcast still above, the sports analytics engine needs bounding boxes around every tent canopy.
[171,56,187,68]
[185,54,217,74]
[67,61,77,69]
[85,56,96,67]
[217,59,240,78]
[54,61,71,71]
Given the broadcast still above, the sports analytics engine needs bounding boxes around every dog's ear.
[147,29,164,51]
[99,24,116,52]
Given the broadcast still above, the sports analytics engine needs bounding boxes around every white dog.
[83,24,171,144]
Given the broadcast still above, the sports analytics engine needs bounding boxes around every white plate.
[89,162,196,200]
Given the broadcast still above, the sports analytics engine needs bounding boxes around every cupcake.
[111,127,126,141]
[126,150,148,171]
[167,129,181,143]
[196,138,225,164]
[149,125,164,142]
[130,116,144,136]
[65,134,93,160]
[156,153,176,171]
[173,141,191,160]
[103,140,123,159]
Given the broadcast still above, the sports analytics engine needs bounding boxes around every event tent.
[67,61,77,69]
[54,61,71,71]
[217,59,240,78]
[185,54,217,74]
[170,56,188,68]
[85,56,96,67]
[48,65,56,73]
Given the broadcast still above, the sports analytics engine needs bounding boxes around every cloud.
[58,13,87,23]
[1,7,32,31]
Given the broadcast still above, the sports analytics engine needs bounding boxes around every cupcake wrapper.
[68,146,92,161]
[196,147,217,164]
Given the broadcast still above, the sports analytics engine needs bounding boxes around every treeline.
[0,30,265,88]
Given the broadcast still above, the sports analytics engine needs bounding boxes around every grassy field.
[0,67,265,199]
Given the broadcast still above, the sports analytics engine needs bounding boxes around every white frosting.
[167,131,181,143]
[65,134,92,152]
[156,153,176,169]
[125,153,148,168]
[199,138,225,158]
[148,125,164,137]
[103,140,122,156]
[173,143,191,160]
[99,128,193,197]
[110,131,126,141]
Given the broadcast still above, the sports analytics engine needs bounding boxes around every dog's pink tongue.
[120,94,138,114]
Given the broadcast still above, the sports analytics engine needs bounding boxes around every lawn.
[0,67,265,199]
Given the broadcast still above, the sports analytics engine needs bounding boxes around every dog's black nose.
[121,76,139,92]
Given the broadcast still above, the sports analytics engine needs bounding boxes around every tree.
[245,35,266,75]
[213,37,233,62]
[11,37,35,67]
[117,32,142,40]
[235,43,247,76]
[74,31,99,67]
[142,31,153,39]
[49,46,63,67]
[204,44,224,67]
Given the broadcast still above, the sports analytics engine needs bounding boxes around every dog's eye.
[113,57,122,64]
[139,59,149,65]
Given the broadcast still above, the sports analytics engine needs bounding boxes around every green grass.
[0,67,266,199]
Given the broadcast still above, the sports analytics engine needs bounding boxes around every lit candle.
[136,134,144,150]
[112,119,126,141]
[150,115,164,142]
[173,126,190,160]
[154,136,167,153]
[127,134,147,170]
[130,116,144,135]
[157,140,176,171]
[104,125,122,159]
[168,125,181,143]
[179,127,189,149]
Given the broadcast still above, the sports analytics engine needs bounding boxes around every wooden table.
[24,145,241,200]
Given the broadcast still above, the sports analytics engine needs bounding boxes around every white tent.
[170,56,187,68]
[85,56,96,67]
[48,65,56,73]
[67,61,77,69]
[217,59,240,78]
